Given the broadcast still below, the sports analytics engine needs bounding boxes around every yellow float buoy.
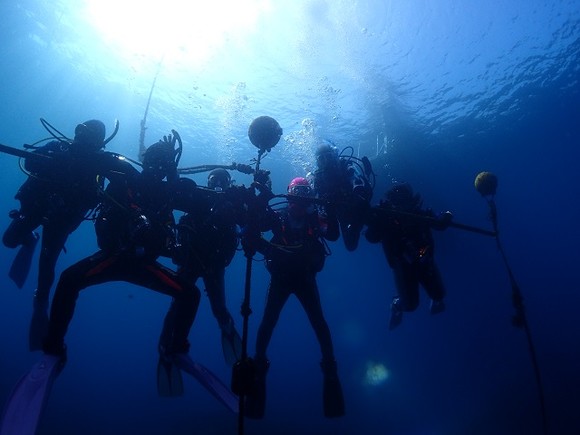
[474,171,498,196]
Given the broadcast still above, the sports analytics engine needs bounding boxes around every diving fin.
[157,356,184,397]
[221,326,242,367]
[0,354,64,435]
[388,311,402,330]
[243,359,269,420]
[429,299,446,315]
[8,232,39,289]
[340,224,360,252]
[171,353,238,413]
[321,360,345,418]
[323,376,345,418]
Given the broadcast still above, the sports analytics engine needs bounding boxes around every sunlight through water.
[84,0,269,68]
[364,361,389,387]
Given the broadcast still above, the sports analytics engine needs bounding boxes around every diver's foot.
[429,299,446,315]
[321,359,345,418]
[156,353,184,397]
[342,232,359,252]
[388,297,403,330]
[244,358,269,419]
[42,337,67,367]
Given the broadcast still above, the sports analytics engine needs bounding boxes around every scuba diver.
[365,182,453,330]
[2,119,118,351]
[311,141,374,252]
[175,168,243,366]
[0,134,240,429]
[244,176,345,420]
[42,133,200,365]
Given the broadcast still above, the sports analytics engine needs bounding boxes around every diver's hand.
[437,211,453,229]
[252,182,274,207]
[161,133,177,148]
[240,227,265,256]
[253,169,271,188]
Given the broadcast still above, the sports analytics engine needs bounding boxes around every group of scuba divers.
[1,115,455,429]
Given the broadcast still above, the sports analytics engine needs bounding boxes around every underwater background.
[0,1,579,434]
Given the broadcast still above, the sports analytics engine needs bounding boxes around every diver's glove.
[435,211,453,230]
[161,132,178,149]
[251,175,274,207]
[240,226,265,256]
[253,169,271,189]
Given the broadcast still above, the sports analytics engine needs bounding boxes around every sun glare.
[364,361,389,387]
[84,0,269,66]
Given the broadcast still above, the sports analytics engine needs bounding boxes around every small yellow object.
[474,171,498,196]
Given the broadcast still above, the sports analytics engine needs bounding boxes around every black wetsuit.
[176,187,241,332]
[312,157,372,252]
[43,168,201,356]
[365,203,446,311]
[254,202,339,363]
[3,141,111,309]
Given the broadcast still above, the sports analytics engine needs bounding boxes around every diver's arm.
[98,152,141,183]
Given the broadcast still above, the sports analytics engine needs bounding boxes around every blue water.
[1,1,579,434]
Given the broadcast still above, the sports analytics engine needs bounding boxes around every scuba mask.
[287,177,313,198]
[207,168,232,191]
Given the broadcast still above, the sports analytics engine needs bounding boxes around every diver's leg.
[43,252,112,356]
[420,258,446,314]
[37,212,84,297]
[338,205,366,252]
[125,260,201,354]
[339,217,360,252]
[388,259,419,329]
[28,227,69,350]
[295,275,335,361]
[35,227,69,307]
[295,276,345,418]
[203,271,241,364]
[203,271,233,327]
[254,276,290,360]
[245,276,289,419]
[393,259,420,312]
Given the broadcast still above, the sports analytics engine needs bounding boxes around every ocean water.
[0,1,579,434]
